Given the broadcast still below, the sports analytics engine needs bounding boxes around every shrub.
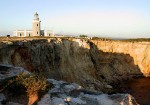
[16,73,48,105]
[79,35,87,38]
[16,73,47,96]
[0,73,49,105]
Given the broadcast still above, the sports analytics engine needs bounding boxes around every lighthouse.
[32,12,41,36]
[13,12,54,37]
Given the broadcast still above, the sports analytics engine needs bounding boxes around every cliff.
[0,38,149,91]
[92,40,150,77]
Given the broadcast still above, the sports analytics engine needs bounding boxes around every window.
[37,24,38,26]
[7,35,10,37]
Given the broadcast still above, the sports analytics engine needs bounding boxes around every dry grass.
[0,36,50,41]
[0,36,76,42]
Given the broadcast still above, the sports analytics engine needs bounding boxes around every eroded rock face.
[0,39,105,90]
[0,38,149,90]
[92,40,150,77]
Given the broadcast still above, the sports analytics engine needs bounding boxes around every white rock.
[63,84,76,93]
[47,79,66,87]
[106,85,113,89]
[6,102,23,105]
[37,94,51,105]
[82,94,115,105]
[51,97,65,105]
[71,83,82,90]
[0,64,30,81]
[0,93,5,102]
[70,97,86,104]
[118,94,138,105]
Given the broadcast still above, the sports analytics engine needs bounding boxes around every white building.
[13,12,54,37]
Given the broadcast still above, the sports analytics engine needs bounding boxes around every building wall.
[26,31,33,37]
[16,31,25,37]
[44,30,54,37]
[14,31,33,37]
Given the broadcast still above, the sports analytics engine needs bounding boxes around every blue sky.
[0,0,150,38]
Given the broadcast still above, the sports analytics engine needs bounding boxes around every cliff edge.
[0,38,149,91]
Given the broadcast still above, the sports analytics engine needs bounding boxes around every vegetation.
[16,73,47,96]
[79,34,88,38]
[0,35,149,42]
[121,38,150,42]
[92,37,112,41]
[0,73,51,105]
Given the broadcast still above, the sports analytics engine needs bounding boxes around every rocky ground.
[0,64,139,105]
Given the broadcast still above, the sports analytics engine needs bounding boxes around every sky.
[0,0,150,38]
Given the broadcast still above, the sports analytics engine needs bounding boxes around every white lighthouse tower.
[32,12,41,36]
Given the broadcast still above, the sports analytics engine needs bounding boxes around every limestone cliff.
[0,38,149,91]
[92,40,150,77]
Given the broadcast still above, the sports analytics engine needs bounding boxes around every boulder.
[38,94,51,105]
[6,102,23,105]
[0,93,5,104]
[0,64,29,81]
